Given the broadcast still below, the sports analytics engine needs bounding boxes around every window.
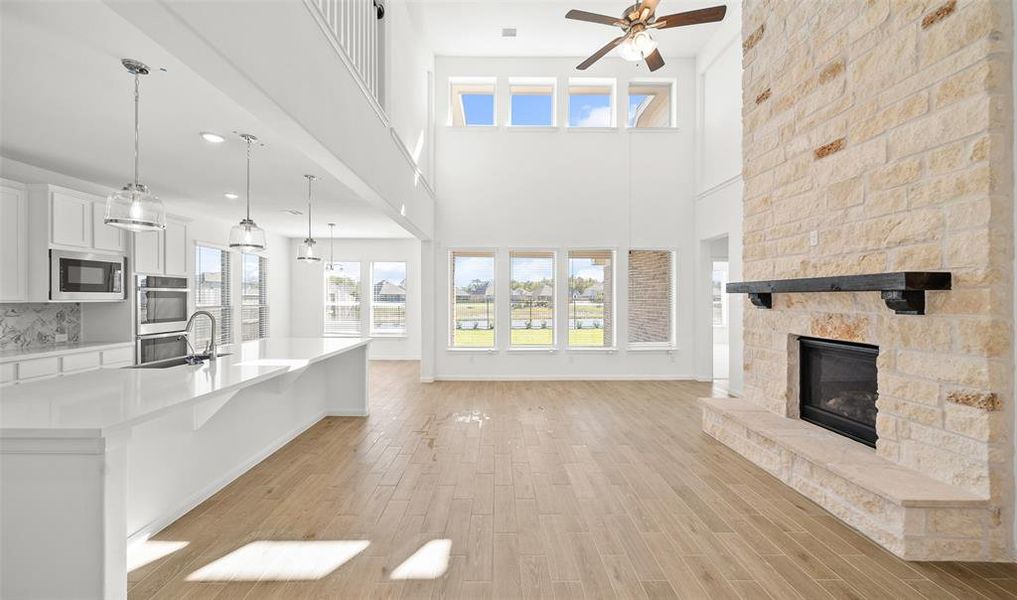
[371,262,407,335]
[712,261,729,327]
[567,250,614,347]
[324,262,361,336]
[240,253,269,341]
[510,251,555,347]
[568,79,615,128]
[450,79,495,127]
[628,250,675,346]
[194,245,232,348]
[627,82,674,128]
[509,79,555,127]
[450,251,495,348]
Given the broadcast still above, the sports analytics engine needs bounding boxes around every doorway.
[710,237,730,384]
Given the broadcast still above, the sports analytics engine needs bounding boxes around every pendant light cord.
[307,177,313,239]
[133,72,140,187]
[245,137,252,221]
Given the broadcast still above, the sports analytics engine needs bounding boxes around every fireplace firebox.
[799,337,878,447]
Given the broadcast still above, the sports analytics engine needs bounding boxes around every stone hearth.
[704,0,1015,561]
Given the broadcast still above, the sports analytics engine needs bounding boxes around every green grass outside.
[452,328,606,347]
[453,329,495,347]
[568,329,605,347]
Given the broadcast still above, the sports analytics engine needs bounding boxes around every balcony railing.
[311,0,383,105]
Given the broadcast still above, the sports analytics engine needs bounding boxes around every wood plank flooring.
[129,361,1017,599]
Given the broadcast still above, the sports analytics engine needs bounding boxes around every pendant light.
[104,58,166,232]
[296,174,321,262]
[325,223,337,271]
[228,133,267,252]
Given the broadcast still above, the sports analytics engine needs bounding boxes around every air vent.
[501,27,517,38]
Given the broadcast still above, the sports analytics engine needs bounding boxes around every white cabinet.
[164,219,187,276]
[135,218,187,276]
[92,202,127,253]
[50,191,94,248]
[134,230,163,275]
[0,180,28,301]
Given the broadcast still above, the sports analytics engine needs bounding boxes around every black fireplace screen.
[799,337,878,447]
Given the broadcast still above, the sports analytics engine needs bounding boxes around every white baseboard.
[126,410,326,545]
[326,409,369,417]
[432,373,695,382]
[420,377,435,383]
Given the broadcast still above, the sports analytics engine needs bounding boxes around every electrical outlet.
[809,230,819,247]
[55,333,68,343]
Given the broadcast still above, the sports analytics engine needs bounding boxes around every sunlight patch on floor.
[186,540,369,582]
[390,539,452,580]
[127,540,189,572]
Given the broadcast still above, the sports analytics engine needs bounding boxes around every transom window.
[567,250,614,347]
[450,251,496,348]
[510,251,555,348]
[450,78,496,127]
[627,81,674,128]
[324,262,361,336]
[509,79,555,127]
[568,79,615,128]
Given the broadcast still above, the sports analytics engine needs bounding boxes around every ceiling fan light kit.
[565,2,727,72]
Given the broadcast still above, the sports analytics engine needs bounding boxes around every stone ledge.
[700,397,998,561]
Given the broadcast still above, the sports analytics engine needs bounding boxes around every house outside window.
[194,245,232,348]
[450,251,496,348]
[324,262,361,335]
[371,261,407,335]
[567,250,614,347]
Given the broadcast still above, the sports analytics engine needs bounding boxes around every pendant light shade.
[105,59,167,232]
[325,223,337,271]
[229,133,267,252]
[297,174,321,262]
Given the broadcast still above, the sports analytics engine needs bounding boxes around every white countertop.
[0,337,369,438]
[0,341,134,363]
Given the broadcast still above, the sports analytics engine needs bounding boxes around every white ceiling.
[0,0,412,239]
[404,0,729,58]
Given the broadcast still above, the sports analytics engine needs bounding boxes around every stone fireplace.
[702,0,1014,561]
[798,337,879,447]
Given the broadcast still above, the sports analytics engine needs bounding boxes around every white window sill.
[566,347,618,353]
[627,345,678,353]
[504,125,558,131]
[507,347,557,353]
[446,347,499,353]
[565,127,619,132]
[625,127,679,132]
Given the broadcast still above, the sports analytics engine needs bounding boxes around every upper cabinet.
[133,217,187,277]
[49,190,94,248]
[28,184,127,254]
[92,202,127,253]
[0,180,29,301]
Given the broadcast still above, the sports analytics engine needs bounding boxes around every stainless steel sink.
[127,353,233,369]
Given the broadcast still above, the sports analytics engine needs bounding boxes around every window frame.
[370,261,409,337]
[565,248,617,350]
[239,253,269,341]
[323,261,363,337]
[193,242,234,348]
[625,79,677,129]
[448,249,498,351]
[508,77,557,128]
[627,248,678,350]
[507,249,557,350]
[448,77,497,128]
[566,77,617,130]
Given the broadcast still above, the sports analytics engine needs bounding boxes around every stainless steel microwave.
[50,250,126,301]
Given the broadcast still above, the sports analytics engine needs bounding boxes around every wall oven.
[136,331,191,365]
[137,275,190,335]
[50,250,126,301]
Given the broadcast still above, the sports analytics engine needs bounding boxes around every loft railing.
[311,0,383,106]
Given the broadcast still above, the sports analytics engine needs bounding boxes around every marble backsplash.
[0,303,81,350]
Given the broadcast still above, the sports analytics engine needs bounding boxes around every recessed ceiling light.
[501,27,517,38]
[224,192,239,200]
[200,132,226,144]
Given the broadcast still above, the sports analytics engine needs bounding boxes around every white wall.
[385,0,436,185]
[290,237,421,360]
[694,3,744,394]
[0,156,292,344]
[430,56,697,379]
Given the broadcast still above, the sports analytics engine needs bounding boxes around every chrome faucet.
[184,310,217,361]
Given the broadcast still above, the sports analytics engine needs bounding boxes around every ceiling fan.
[566,1,727,72]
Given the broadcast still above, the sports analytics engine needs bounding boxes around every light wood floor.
[129,361,1017,599]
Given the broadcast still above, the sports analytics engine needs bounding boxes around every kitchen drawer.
[101,347,134,366]
[62,351,101,373]
[0,363,15,385]
[101,346,134,367]
[18,356,59,381]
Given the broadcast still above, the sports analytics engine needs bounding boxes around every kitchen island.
[0,337,370,600]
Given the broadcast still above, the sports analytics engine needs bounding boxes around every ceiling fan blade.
[576,35,626,70]
[644,48,665,72]
[652,5,727,29]
[566,9,626,27]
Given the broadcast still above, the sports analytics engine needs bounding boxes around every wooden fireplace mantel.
[726,272,951,315]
